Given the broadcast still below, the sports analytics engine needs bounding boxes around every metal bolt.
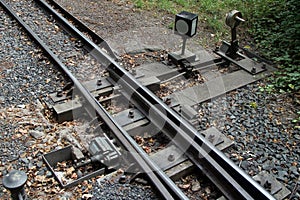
[76,169,83,178]
[208,134,215,143]
[56,90,63,97]
[47,15,54,22]
[263,180,272,192]
[96,79,102,86]
[128,110,134,118]
[168,154,175,162]
[75,41,83,48]
[3,170,28,200]
[262,63,266,69]
[167,59,172,66]
[128,102,134,108]
[131,69,136,76]
[251,67,256,74]
[165,98,171,105]
[119,175,127,184]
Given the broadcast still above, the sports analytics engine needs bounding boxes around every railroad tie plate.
[82,78,112,92]
[113,108,145,127]
[150,145,194,181]
[201,127,234,151]
[113,109,159,137]
[49,78,113,103]
[149,127,233,181]
[253,171,291,200]
[150,145,187,171]
[53,99,82,123]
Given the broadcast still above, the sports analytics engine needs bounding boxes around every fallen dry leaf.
[19,128,28,134]
[142,146,151,154]
[82,193,93,199]
[179,183,190,190]
[66,167,75,176]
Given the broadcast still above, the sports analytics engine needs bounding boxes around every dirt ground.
[55,0,228,55]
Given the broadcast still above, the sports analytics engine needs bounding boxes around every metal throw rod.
[34,0,275,199]
[0,1,187,199]
[31,0,276,199]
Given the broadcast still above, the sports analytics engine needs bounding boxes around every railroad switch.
[225,10,245,57]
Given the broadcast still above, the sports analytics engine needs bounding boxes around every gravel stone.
[0,5,66,107]
[29,130,45,139]
[196,83,299,196]
[91,182,159,200]
[191,180,201,192]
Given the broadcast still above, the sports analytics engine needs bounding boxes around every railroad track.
[0,0,291,199]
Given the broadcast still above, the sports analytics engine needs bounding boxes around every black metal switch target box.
[175,11,198,37]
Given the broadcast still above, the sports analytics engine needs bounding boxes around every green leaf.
[288,84,295,90]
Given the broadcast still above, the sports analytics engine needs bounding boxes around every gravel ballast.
[196,83,300,199]
[0,6,65,108]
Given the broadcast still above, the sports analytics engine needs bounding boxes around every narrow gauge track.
[0,0,276,199]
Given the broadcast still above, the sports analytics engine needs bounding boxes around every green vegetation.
[249,102,258,109]
[132,0,299,68]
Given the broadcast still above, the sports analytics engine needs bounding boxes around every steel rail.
[45,0,117,60]
[28,0,276,199]
[0,1,188,199]
[108,69,273,200]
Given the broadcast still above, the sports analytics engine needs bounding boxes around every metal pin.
[168,154,175,162]
[208,134,215,143]
[119,175,126,184]
[97,79,102,86]
[56,90,63,97]
[165,98,171,105]
[235,16,245,23]
[128,110,134,118]
[131,69,136,76]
